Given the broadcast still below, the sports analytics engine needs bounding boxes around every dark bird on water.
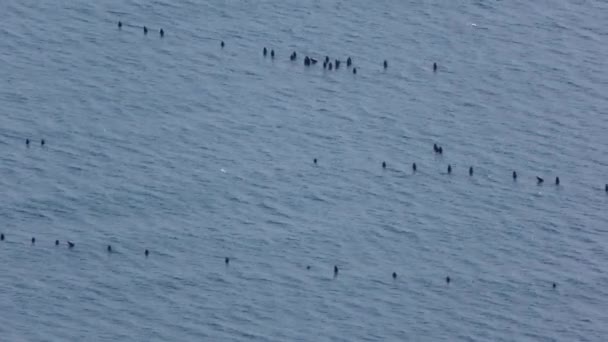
[310,58,317,64]
[552,283,557,289]
[306,265,311,270]
[353,67,357,74]
[31,237,35,245]
[67,241,75,248]
[263,47,267,56]
[347,57,352,67]
[433,62,437,71]
[335,59,340,69]
[26,139,30,147]
[447,165,452,174]
[382,161,386,169]
[469,166,474,176]
[392,272,397,279]
[513,171,518,180]
[1,233,4,241]
[55,240,59,246]
[41,139,45,146]
[270,49,274,58]
[290,51,297,61]
[143,26,148,34]
[334,265,339,277]
[107,245,112,252]
[118,21,122,29]
[383,60,388,69]
[221,41,225,48]
[446,276,451,284]
[145,249,149,257]
[412,163,417,172]
[304,56,310,66]
[313,158,317,164]
[323,61,327,69]
[328,62,333,70]
[225,257,230,265]
[605,184,608,192]
[160,28,164,37]
[537,176,544,184]
[555,177,560,185]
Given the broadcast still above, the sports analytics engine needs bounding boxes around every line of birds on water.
[0,232,559,288]
[115,21,439,73]
[25,137,607,190]
[316,143,607,190]
[1,234,150,256]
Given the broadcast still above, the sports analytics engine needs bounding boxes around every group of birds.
[263,46,438,74]
[25,138,44,147]
[318,142,605,190]
[1,232,560,288]
[264,47,364,74]
[118,21,164,37]
[115,20,439,74]
[1,233,150,257]
[5,22,600,291]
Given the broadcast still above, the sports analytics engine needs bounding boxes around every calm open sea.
[1,0,607,341]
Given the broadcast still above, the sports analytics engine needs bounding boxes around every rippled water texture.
[1,0,607,341]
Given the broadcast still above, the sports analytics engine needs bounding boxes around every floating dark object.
[392,272,397,279]
[382,161,386,169]
[513,171,517,180]
[469,166,474,176]
[537,176,544,184]
[143,26,148,34]
[447,165,452,174]
[353,67,357,74]
[221,41,225,48]
[67,241,75,248]
[347,57,352,67]
[263,47,267,56]
[225,257,230,265]
[118,21,122,29]
[160,29,164,37]
[145,249,149,257]
[433,62,437,71]
[555,177,560,185]
[383,60,388,69]
[412,163,417,172]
